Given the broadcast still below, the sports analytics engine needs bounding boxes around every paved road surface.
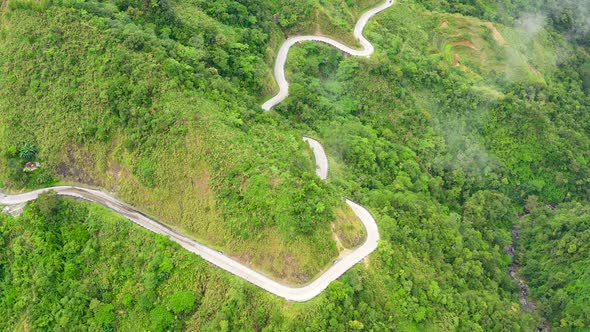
[303,137,329,180]
[1,0,391,302]
[0,183,378,302]
[262,0,394,110]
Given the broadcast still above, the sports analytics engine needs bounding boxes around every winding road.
[0,0,392,301]
[262,0,394,110]
[302,136,329,180]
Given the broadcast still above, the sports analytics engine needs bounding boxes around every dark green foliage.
[0,197,202,330]
[3,143,54,188]
[166,291,197,314]
[150,305,176,331]
[415,0,590,45]
[0,0,588,330]
[518,203,590,330]
[134,158,157,188]
[275,1,588,329]
[0,0,343,282]
[18,143,37,161]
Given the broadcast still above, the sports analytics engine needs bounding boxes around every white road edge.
[0,179,379,302]
[303,136,329,180]
[262,0,394,110]
[0,0,391,302]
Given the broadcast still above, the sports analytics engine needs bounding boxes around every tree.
[18,143,37,161]
[34,191,62,219]
[93,303,115,329]
[150,306,175,331]
[166,291,197,314]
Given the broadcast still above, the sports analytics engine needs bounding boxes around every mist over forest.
[0,0,589,330]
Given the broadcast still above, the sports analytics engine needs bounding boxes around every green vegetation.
[0,0,371,284]
[518,202,590,330]
[333,204,366,249]
[276,0,588,329]
[1,0,589,330]
[417,0,590,45]
[4,142,55,188]
[0,194,283,331]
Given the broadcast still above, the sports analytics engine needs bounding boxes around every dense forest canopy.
[518,202,590,329]
[0,0,589,330]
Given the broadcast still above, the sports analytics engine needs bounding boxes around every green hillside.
[0,0,377,284]
[518,202,590,329]
[1,0,589,330]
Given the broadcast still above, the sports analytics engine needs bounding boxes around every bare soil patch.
[453,53,460,67]
[485,22,506,45]
[56,144,99,186]
[528,63,541,76]
[453,40,479,50]
[331,223,345,251]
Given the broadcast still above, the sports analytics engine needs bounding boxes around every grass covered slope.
[0,194,537,331]
[0,0,370,284]
[0,194,283,331]
[273,0,588,329]
[1,0,589,330]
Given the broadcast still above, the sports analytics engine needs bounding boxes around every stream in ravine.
[508,226,535,310]
[508,223,550,331]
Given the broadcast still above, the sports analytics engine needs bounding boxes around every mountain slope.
[1,0,589,330]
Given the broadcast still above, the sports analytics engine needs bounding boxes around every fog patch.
[516,13,546,41]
